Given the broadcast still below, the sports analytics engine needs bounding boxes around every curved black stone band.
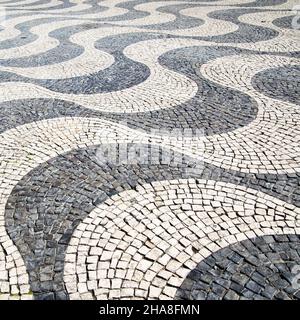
[272,15,296,31]
[176,234,300,300]
[207,8,279,43]
[252,65,300,105]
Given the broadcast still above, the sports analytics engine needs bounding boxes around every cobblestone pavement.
[0,0,299,300]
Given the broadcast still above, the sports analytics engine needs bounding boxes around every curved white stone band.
[200,54,300,174]
[64,178,300,300]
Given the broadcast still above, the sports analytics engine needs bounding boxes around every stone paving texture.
[0,0,299,300]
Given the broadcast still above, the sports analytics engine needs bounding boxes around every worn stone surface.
[0,0,299,300]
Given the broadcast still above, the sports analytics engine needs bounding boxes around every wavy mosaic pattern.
[0,0,299,300]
